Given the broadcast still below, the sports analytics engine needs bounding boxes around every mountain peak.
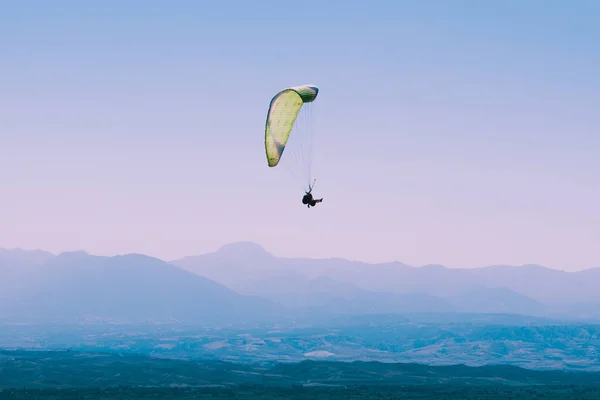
[0,248,55,264]
[419,264,448,271]
[51,250,93,264]
[56,250,91,257]
[216,242,272,257]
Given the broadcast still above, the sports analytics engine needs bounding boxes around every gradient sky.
[2,0,599,270]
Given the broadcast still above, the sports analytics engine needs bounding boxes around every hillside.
[0,251,282,323]
[2,244,600,321]
[1,350,600,389]
[172,242,600,318]
[3,315,600,371]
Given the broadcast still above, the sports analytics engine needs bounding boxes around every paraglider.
[264,84,323,208]
[302,180,322,208]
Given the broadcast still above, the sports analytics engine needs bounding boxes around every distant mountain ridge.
[0,249,283,324]
[1,242,600,322]
[171,242,600,319]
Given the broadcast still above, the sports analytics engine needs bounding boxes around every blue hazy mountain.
[2,245,600,371]
[445,285,547,315]
[171,242,599,318]
[0,248,56,296]
[2,243,600,322]
[0,251,282,323]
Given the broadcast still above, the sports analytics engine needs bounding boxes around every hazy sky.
[2,0,599,270]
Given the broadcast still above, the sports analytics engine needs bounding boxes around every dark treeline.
[2,385,600,400]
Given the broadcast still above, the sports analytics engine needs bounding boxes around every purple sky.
[1,1,599,270]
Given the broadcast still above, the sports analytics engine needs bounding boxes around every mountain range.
[0,247,282,324]
[173,242,600,320]
[1,242,600,323]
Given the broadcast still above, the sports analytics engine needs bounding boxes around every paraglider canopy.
[264,84,319,168]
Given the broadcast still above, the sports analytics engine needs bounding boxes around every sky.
[1,0,599,270]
